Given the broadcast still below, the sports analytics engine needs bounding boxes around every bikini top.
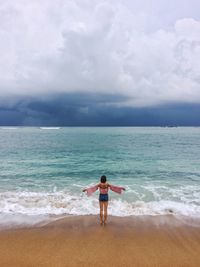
[98,183,109,194]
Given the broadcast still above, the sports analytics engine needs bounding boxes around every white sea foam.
[39,127,61,130]
[0,127,18,130]
[1,191,200,228]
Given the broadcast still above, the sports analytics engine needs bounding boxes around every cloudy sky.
[0,0,200,125]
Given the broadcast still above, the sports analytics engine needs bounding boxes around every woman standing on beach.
[83,175,125,225]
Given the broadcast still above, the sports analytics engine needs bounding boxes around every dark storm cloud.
[0,93,199,126]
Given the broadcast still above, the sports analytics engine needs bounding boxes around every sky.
[0,0,200,126]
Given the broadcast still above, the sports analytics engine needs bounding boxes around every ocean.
[0,127,200,228]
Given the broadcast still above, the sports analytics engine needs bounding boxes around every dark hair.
[100,175,107,183]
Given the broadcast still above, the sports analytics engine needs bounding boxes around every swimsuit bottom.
[99,193,109,202]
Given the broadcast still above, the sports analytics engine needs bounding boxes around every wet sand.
[1,215,200,267]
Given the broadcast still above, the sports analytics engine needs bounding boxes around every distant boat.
[162,125,177,128]
[39,127,61,130]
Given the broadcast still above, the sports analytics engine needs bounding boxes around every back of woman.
[99,182,109,194]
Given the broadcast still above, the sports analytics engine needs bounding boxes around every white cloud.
[0,0,200,106]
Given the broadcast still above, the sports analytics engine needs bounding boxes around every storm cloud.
[0,93,200,126]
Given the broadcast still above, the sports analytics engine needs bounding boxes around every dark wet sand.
[1,215,200,267]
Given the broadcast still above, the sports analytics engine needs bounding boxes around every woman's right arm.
[83,184,99,196]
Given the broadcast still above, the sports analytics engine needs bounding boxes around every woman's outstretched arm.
[83,184,99,196]
[109,185,125,194]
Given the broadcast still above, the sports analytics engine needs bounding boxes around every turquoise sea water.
[0,127,200,227]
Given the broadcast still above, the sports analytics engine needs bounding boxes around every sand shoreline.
[1,215,200,266]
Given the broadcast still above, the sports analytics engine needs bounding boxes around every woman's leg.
[99,201,103,224]
[103,201,108,224]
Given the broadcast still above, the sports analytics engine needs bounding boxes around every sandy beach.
[1,215,200,267]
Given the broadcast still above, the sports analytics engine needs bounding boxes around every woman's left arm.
[110,185,125,194]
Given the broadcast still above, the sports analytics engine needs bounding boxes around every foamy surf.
[39,127,61,130]
[1,191,200,229]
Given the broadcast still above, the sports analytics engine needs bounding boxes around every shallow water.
[0,127,200,227]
